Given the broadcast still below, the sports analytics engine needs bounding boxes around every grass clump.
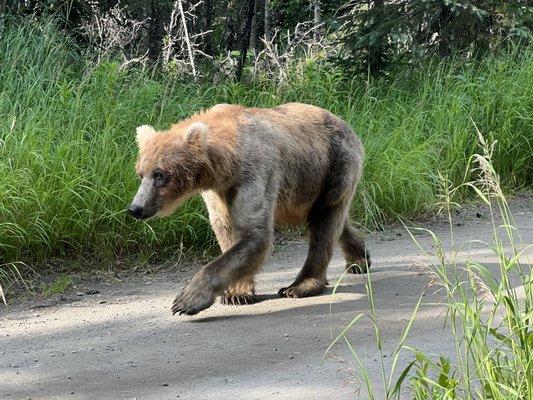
[328,134,532,399]
[41,274,73,296]
[0,18,531,286]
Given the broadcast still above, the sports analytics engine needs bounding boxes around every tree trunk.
[235,0,247,52]
[367,0,384,74]
[203,0,214,55]
[312,0,321,41]
[264,0,270,42]
[148,0,165,62]
[236,0,256,81]
[224,1,236,50]
[250,0,259,52]
[437,4,452,58]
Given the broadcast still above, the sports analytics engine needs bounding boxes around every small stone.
[99,300,106,304]
[162,383,169,387]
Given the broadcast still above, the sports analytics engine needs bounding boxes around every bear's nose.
[127,204,143,219]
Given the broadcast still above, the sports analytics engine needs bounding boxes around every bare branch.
[80,1,148,67]
[177,0,196,78]
[163,0,211,78]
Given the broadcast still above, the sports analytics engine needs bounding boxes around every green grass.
[0,19,532,284]
[327,137,532,399]
[41,274,73,296]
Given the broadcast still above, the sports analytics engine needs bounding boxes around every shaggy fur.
[128,103,370,315]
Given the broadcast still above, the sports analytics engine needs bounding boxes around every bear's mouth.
[154,194,191,218]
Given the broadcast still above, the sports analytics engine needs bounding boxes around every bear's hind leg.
[340,219,371,274]
[279,203,346,298]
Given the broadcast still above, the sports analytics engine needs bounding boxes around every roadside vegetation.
[0,18,531,292]
[328,137,532,399]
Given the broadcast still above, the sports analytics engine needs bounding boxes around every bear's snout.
[127,204,145,219]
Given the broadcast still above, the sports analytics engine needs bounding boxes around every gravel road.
[1,198,531,400]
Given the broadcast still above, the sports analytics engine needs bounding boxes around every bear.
[128,103,370,315]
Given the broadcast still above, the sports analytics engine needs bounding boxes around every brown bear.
[128,103,370,315]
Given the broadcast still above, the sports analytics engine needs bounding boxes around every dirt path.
[1,198,532,400]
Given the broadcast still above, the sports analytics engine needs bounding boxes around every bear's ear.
[184,122,208,148]
[136,125,156,150]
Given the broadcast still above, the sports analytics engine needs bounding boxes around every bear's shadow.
[191,283,363,323]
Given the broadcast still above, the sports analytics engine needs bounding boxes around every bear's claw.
[220,293,258,305]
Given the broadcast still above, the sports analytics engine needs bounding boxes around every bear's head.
[128,122,209,220]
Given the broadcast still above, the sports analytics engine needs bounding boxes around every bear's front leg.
[172,231,271,315]
[173,180,275,316]
[172,231,272,315]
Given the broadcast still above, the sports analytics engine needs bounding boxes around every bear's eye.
[152,170,168,186]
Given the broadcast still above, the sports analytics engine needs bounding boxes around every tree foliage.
[2,0,531,76]
[336,0,532,74]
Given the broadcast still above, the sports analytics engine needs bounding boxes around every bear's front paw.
[171,274,216,316]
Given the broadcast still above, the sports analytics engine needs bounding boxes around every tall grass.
[327,134,532,399]
[0,19,532,278]
[406,135,532,399]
